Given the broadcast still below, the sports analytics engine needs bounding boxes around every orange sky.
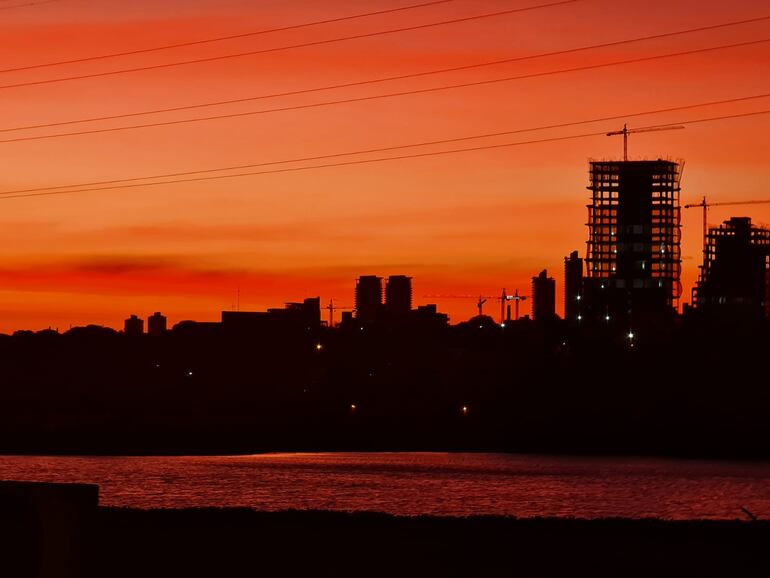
[1,0,769,332]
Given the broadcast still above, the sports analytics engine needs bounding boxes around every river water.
[1,452,768,519]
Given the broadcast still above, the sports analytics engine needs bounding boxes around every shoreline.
[4,480,768,576]
[88,507,770,577]
[3,447,770,461]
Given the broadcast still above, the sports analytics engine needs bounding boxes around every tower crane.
[683,197,770,260]
[606,123,685,161]
[498,288,528,323]
[509,289,528,322]
[476,296,487,317]
[425,291,529,322]
[324,298,353,327]
[422,294,496,317]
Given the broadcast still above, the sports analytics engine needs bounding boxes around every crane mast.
[325,298,352,327]
[684,197,770,260]
[606,123,685,161]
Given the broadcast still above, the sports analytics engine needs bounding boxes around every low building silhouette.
[268,297,321,329]
[411,304,449,329]
[221,297,321,334]
[171,320,222,337]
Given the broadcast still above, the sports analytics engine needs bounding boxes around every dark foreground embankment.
[86,508,770,577]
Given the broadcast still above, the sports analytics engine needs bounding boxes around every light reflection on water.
[1,452,769,519]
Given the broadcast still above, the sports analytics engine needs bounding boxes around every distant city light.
[187,371,194,377]
[627,331,635,340]
[577,315,582,321]
[605,315,610,321]
[462,405,469,415]
[500,323,506,328]
[350,404,357,411]
[315,343,323,351]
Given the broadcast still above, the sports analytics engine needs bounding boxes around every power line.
[4,93,769,196]
[0,0,458,71]
[2,108,769,201]
[3,36,769,145]
[4,15,769,135]
[0,0,583,91]
[0,130,609,199]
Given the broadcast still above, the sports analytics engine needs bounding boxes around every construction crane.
[509,289,528,322]
[324,298,353,327]
[423,294,496,317]
[606,123,685,161]
[475,296,487,317]
[498,288,528,323]
[683,197,770,259]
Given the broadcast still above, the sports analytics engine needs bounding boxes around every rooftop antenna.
[606,123,685,161]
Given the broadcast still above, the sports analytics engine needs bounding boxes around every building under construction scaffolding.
[583,160,682,324]
[693,216,770,319]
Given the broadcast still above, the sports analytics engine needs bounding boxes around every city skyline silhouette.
[2,3,770,576]
[1,0,769,332]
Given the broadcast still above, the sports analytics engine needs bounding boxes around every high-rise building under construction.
[693,216,770,319]
[583,160,682,324]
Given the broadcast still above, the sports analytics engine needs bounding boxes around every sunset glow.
[2,0,769,331]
